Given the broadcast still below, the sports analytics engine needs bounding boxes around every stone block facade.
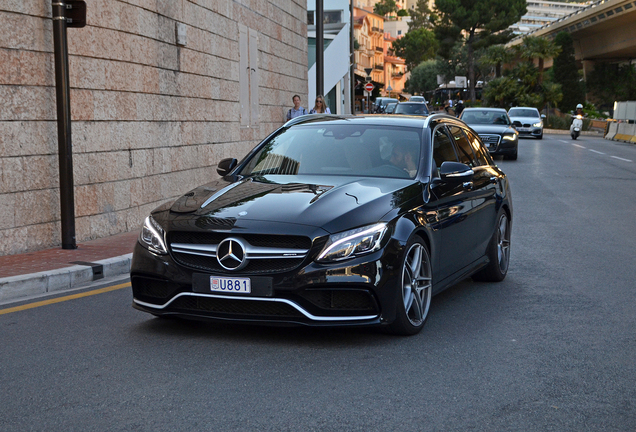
[0,1,308,256]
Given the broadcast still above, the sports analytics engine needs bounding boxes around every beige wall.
[0,1,308,256]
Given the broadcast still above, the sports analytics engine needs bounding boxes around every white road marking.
[559,140,569,143]
[611,156,633,162]
[571,143,586,148]
[589,149,605,155]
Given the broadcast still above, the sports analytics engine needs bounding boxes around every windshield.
[239,124,423,179]
[394,103,429,115]
[461,110,510,125]
[508,108,539,118]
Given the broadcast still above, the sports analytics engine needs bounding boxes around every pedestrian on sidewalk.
[286,95,307,121]
[309,95,331,114]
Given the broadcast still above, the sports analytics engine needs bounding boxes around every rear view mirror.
[217,158,238,176]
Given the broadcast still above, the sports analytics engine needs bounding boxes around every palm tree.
[480,45,514,78]
[516,36,561,85]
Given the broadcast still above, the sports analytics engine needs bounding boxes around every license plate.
[210,276,251,294]
[517,127,529,132]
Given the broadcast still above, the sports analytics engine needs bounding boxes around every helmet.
[576,104,583,109]
[459,100,463,104]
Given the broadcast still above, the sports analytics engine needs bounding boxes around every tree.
[374,0,398,17]
[391,28,439,71]
[515,36,561,85]
[434,0,526,101]
[408,0,436,30]
[587,63,636,108]
[405,60,441,95]
[552,32,585,112]
[479,44,514,78]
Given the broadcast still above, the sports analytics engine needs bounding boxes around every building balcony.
[374,64,384,71]
[375,46,383,52]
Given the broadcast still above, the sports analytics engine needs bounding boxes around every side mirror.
[541,114,546,119]
[217,158,238,176]
[439,161,474,183]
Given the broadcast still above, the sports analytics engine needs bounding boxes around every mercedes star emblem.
[216,238,247,270]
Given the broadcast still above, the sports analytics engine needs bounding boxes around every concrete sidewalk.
[0,230,139,304]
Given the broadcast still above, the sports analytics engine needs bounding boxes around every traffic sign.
[364,83,374,92]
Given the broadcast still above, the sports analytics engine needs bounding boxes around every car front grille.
[170,296,305,318]
[301,289,378,312]
[131,276,183,303]
[167,232,313,274]
[479,134,501,150]
[172,254,303,274]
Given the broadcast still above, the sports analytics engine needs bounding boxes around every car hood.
[466,124,516,135]
[163,175,422,234]
[509,116,541,125]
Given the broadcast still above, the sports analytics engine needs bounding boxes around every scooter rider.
[570,103,584,140]
[575,103,584,116]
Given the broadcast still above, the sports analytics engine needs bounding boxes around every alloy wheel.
[402,242,432,327]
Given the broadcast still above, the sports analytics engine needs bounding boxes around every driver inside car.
[390,142,418,178]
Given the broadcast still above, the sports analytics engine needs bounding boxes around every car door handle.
[489,176,498,184]
[463,181,473,190]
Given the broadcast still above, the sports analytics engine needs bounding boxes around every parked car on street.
[373,97,399,113]
[409,96,426,103]
[459,108,519,160]
[393,102,429,116]
[131,114,513,335]
[508,107,545,139]
[384,102,398,114]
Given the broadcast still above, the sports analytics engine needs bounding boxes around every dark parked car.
[131,114,512,335]
[373,97,398,113]
[459,108,519,160]
[508,107,545,139]
[394,102,429,116]
[384,102,398,114]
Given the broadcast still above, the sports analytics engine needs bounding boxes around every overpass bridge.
[509,0,636,77]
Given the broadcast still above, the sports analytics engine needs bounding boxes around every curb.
[0,253,132,303]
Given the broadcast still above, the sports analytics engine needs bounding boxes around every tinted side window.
[464,129,492,166]
[448,125,477,167]
[432,126,457,175]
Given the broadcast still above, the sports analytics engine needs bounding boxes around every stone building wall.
[0,0,308,256]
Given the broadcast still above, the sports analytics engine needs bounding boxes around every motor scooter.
[570,114,583,140]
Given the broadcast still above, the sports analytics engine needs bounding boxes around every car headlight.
[533,122,542,127]
[140,216,168,254]
[503,133,517,141]
[316,223,387,262]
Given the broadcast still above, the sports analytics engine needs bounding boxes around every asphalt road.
[1,134,635,431]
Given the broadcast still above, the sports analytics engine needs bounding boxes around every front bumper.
[130,239,403,327]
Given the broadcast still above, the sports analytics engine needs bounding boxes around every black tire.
[386,236,433,336]
[473,209,511,282]
[504,150,518,161]
[538,134,543,140]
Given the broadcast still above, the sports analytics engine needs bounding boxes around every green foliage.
[514,36,561,84]
[391,28,439,70]
[397,9,409,17]
[483,61,562,109]
[405,60,440,95]
[546,115,592,131]
[478,44,514,78]
[434,0,526,100]
[409,0,436,30]
[552,32,585,113]
[586,62,636,107]
[374,0,398,16]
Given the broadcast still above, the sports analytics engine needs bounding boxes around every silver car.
[508,107,545,139]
